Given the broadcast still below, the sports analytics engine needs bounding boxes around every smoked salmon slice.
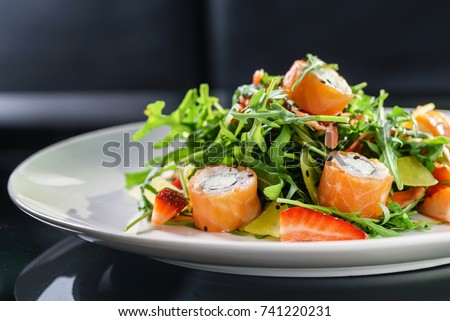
[187,165,262,232]
[411,104,450,137]
[419,186,450,222]
[420,162,450,222]
[318,151,394,218]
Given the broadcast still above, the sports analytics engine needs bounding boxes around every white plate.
[8,123,450,277]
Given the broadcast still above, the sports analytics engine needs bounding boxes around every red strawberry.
[280,207,366,242]
[151,188,188,226]
[171,177,183,190]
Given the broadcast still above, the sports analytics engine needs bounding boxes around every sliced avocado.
[241,202,287,238]
[397,156,438,187]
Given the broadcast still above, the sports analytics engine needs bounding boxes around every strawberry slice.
[171,177,183,190]
[151,188,188,226]
[280,207,366,242]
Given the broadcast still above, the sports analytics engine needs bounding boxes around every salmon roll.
[187,165,262,232]
[318,151,393,218]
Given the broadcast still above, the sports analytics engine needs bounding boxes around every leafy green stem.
[124,211,152,232]
[299,115,349,123]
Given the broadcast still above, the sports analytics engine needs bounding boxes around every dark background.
[2,0,450,98]
[1,0,450,300]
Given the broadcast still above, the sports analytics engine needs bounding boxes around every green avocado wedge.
[241,202,288,238]
[397,156,438,187]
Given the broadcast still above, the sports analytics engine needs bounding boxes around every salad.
[125,54,450,242]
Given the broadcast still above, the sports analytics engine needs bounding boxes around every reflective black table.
[11,235,450,301]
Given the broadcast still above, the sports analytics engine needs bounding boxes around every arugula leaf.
[125,169,151,188]
[133,84,226,150]
[250,161,285,191]
[268,125,292,168]
[264,182,284,200]
[261,72,282,87]
[400,136,450,171]
[133,98,192,145]
[232,84,261,105]
[379,202,434,231]
[372,90,404,189]
[347,88,378,120]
